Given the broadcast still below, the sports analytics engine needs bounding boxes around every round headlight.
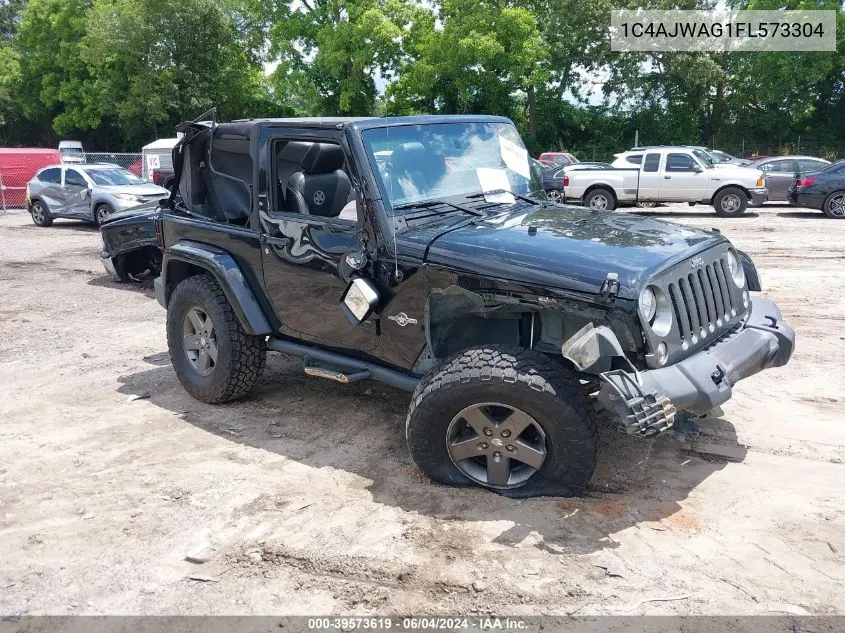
[639,287,657,323]
[726,250,745,287]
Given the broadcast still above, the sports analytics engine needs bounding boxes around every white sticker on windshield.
[476,168,515,204]
[498,135,530,179]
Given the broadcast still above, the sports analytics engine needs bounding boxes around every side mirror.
[81,188,89,200]
[340,277,379,325]
[692,165,703,173]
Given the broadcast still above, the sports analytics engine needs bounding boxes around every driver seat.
[286,144,351,218]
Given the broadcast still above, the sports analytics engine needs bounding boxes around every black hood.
[398,205,723,299]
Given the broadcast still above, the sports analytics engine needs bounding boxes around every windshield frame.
[360,121,546,216]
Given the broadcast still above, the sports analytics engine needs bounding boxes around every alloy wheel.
[182,306,218,377]
[446,402,547,488]
[828,194,845,217]
[589,195,608,210]
[96,206,111,224]
[32,203,44,224]
[721,193,741,213]
[547,190,562,202]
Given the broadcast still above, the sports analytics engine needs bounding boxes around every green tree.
[268,0,416,115]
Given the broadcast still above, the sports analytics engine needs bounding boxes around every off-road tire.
[167,274,266,404]
[821,191,845,219]
[406,346,597,497]
[583,188,616,211]
[713,187,748,217]
[30,200,53,227]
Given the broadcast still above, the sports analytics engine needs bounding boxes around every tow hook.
[711,366,725,386]
[764,315,779,329]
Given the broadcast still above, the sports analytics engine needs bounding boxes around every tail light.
[796,176,816,188]
[154,216,165,250]
[151,169,160,185]
[563,175,570,187]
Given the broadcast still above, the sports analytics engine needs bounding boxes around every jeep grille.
[642,244,747,368]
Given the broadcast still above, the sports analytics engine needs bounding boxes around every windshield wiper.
[392,199,484,217]
[466,190,540,205]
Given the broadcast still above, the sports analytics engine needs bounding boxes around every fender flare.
[163,240,272,335]
[709,183,751,204]
[737,249,762,292]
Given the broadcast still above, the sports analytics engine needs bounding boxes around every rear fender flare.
[163,240,272,335]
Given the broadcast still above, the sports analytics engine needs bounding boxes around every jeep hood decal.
[399,205,723,298]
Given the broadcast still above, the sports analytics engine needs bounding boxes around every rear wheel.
[583,188,616,211]
[167,274,266,403]
[406,346,597,497]
[714,187,748,217]
[31,201,53,227]
[822,191,845,219]
[546,189,563,203]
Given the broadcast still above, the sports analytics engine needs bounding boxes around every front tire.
[822,191,845,219]
[406,346,597,497]
[94,203,114,226]
[31,201,53,227]
[713,187,748,217]
[583,188,616,211]
[167,274,266,404]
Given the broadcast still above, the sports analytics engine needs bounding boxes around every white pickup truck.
[564,146,768,216]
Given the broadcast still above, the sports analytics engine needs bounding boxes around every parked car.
[26,163,169,227]
[745,155,831,203]
[58,140,85,164]
[147,113,793,497]
[150,167,176,190]
[567,146,767,215]
[537,151,578,167]
[99,203,162,281]
[0,148,62,207]
[787,160,845,218]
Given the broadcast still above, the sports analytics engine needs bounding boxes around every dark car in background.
[539,161,611,202]
[746,155,831,203]
[788,160,845,218]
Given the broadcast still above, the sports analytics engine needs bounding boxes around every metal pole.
[0,172,6,214]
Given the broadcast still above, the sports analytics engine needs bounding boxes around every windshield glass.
[361,122,544,213]
[60,148,84,155]
[692,149,714,168]
[86,168,144,186]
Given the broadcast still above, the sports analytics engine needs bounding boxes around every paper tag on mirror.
[498,135,530,179]
[476,168,515,204]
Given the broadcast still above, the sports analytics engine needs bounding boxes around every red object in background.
[538,151,578,167]
[0,148,62,207]
[127,158,143,177]
[796,176,817,188]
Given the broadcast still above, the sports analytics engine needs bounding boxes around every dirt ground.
[0,202,843,617]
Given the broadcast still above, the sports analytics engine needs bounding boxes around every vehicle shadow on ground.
[43,220,99,232]
[631,210,760,219]
[776,211,823,219]
[116,354,747,556]
[87,274,155,294]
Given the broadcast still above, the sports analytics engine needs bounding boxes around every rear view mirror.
[341,277,379,325]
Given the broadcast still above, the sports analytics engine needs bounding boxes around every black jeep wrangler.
[152,113,795,497]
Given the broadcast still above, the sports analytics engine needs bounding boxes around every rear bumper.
[749,188,768,206]
[788,190,825,209]
[598,296,794,436]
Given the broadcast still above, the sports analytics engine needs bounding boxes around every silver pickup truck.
[565,146,768,217]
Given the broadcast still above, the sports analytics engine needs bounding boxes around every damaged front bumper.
[595,296,794,436]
